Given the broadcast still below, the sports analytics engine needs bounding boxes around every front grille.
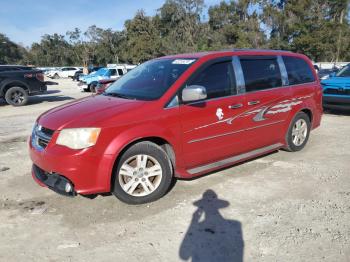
[31,124,55,150]
[40,126,55,136]
[324,88,350,95]
[37,138,49,148]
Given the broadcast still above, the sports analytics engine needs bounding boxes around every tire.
[83,85,90,92]
[53,73,59,79]
[113,141,173,204]
[285,112,311,152]
[90,83,96,93]
[5,86,28,106]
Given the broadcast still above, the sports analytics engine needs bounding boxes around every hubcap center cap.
[136,171,144,178]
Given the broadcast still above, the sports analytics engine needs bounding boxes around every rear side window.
[188,61,236,99]
[240,56,282,92]
[117,69,124,76]
[283,56,315,85]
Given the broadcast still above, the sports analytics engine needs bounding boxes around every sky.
[0,0,222,47]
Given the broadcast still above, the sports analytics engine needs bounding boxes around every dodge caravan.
[29,50,322,204]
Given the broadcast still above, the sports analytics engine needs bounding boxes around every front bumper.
[29,133,115,195]
[32,164,76,197]
[77,82,88,91]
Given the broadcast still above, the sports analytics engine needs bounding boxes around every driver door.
[179,58,249,169]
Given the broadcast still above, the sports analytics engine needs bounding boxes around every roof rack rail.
[221,48,292,53]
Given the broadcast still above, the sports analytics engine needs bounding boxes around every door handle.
[248,100,260,106]
[228,103,243,109]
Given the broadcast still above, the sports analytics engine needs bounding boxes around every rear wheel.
[285,112,311,152]
[53,73,59,79]
[5,86,28,106]
[113,142,173,204]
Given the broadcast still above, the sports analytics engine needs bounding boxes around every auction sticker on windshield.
[172,59,196,65]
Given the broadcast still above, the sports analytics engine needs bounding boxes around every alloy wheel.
[118,154,163,197]
[292,119,308,146]
[10,91,25,105]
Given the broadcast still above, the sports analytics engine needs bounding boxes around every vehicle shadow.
[0,91,74,106]
[324,108,350,116]
[179,189,244,262]
[44,89,61,95]
[26,95,75,105]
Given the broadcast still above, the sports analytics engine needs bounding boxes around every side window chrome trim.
[277,55,289,86]
[180,92,246,107]
[232,56,246,94]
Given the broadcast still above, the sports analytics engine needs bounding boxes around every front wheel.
[285,112,311,152]
[89,83,97,93]
[113,142,173,204]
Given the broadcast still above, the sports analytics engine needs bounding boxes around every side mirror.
[182,85,207,103]
[329,72,336,78]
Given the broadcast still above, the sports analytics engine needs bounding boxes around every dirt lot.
[0,78,349,262]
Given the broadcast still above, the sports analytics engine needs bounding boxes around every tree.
[208,0,266,49]
[157,0,205,53]
[0,33,26,64]
[2,0,350,65]
[124,10,162,63]
[24,33,73,66]
[261,0,350,62]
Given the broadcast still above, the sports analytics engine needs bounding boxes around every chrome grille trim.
[31,124,54,151]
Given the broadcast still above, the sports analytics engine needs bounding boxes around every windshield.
[105,58,196,100]
[336,64,350,77]
[94,68,108,75]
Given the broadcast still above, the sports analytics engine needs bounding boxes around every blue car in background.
[321,64,350,110]
[78,67,126,92]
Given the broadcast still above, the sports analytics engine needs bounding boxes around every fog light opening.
[65,182,73,193]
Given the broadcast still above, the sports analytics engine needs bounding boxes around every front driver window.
[109,69,117,76]
[188,61,236,100]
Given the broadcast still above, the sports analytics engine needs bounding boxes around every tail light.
[36,73,44,82]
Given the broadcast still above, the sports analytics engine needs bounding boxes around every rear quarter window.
[283,56,315,85]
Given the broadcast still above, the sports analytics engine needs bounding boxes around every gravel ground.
[0,78,349,262]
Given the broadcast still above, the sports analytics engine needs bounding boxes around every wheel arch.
[109,136,176,192]
[300,108,313,124]
[0,80,29,96]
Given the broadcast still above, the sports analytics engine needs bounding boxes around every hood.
[80,71,100,80]
[37,95,146,130]
[85,75,109,84]
[321,77,350,88]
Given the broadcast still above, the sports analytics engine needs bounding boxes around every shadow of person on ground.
[179,189,244,262]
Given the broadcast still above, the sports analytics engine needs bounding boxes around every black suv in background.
[0,65,47,106]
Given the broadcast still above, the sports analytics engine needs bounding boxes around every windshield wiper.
[103,92,136,100]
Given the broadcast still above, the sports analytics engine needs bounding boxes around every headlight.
[56,128,101,149]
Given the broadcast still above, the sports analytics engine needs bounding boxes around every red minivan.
[29,50,322,204]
